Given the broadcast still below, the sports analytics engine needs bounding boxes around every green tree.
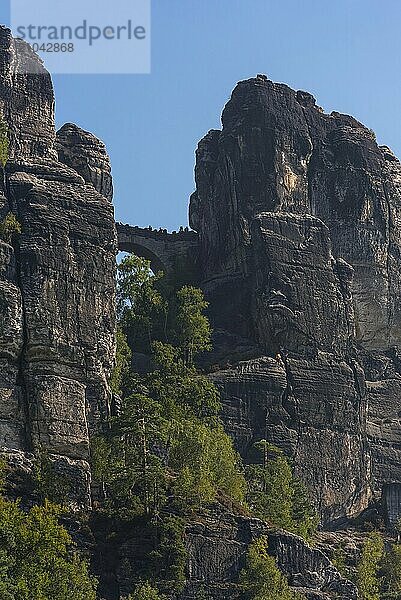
[148,516,187,592]
[0,213,21,244]
[111,327,132,396]
[246,443,317,540]
[128,581,165,599]
[0,497,97,600]
[356,532,384,600]
[117,255,212,364]
[291,478,319,541]
[33,450,71,505]
[171,419,246,507]
[331,543,350,580]
[382,543,401,598]
[117,255,166,353]
[174,286,212,364]
[0,457,8,490]
[0,116,9,167]
[90,435,114,501]
[114,392,167,517]
[92,393,167,519]
[240,536,306,600]
[92,389,244,517]
[247,444,293,531]
[148,342,221,421]
[98,252,245,523]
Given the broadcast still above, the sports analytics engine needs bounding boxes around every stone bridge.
[116,222,199,278]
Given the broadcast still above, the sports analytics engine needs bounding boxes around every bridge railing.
[116,222,198,241]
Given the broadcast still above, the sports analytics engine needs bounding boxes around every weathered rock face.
[197,202,370,522]
[190,75,401,351]
[56,123,113,202]
[0,29,56,162]
[250,212,354,354]
[3,26,401,594]
[90,505,357,600]
[0,26,116,505]
[359,348,401,498]
[0,239,24,449]
[189,75,401,524]
[211,354,369,524]
[184,507,358,599]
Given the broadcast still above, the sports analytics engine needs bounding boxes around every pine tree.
[246,442,317,540]
[111,327,132,395]
[128,582,165,599]
[174,286,212,364]
[240,536,306,600]
[0,213,21,244]
[0,115,8,168]
[356,532,384,600]
[117,255,167,353]
[382,543,401,598]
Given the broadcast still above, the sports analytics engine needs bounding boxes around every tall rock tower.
[190,76,401,524]
[0,27,116,504]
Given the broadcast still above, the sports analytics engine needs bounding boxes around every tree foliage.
[174,286,212,364]
[382,543,401,598]
[93,255,246,518]
[127,581,165,599]
[0,116,9,168]
[147,341,221,421]
[117,255,166,353]
[33,450,71,505]
[171,419,245,507]
[0,497,97,600]
[246,442,318,540]
[0,213,21,244]
[240,536,306,600]
[331,543,350,580]
[92,380,245,517]
[92,392,167,519]
[117,256,212,362]
[147,516,187,592]
[98,255,318,536]
[111,327,132,396]
[356,532,384,600]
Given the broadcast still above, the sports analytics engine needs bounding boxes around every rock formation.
[184,507,358,599]
[92,506,358,600]
[187,76,401,526]
[0,26,116,507]
[190,76,401,352]
[3,22,401,599]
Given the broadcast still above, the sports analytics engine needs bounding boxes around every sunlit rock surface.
[0,26,117,506]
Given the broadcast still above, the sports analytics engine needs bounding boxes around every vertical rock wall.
[190,75,401,522]
[1,28,401,525]
[0,27,117,504]
[190,76,401,350]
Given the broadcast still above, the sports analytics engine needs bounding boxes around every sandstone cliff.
[189,75,401,526]
[0,26,116,506]
[2,24,401,599]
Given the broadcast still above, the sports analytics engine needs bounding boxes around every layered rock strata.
[189,75,401,524]
[0,26,116,505]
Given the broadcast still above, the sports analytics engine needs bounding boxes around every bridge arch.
[118,239,166,274]
[116,222,199,279]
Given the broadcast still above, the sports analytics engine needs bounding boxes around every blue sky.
[2,0,401,230]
